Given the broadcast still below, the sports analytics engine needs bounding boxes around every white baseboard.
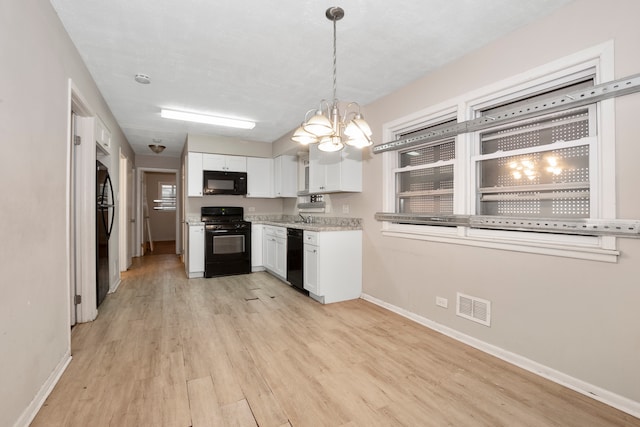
[13,351,72,427]
[109,277,122,294]
[360,293,640,419]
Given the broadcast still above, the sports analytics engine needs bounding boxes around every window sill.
[381,222,619,263]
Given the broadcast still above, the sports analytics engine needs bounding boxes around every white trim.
[360,293,640,420]
[381,227,619,263]
[109,277,122,294]
[12,352,72,427]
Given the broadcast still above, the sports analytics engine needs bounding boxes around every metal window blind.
[397,139,455,214]
[477,109,591,218]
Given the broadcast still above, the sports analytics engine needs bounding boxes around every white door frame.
[136,167,180,257]
[119,151,133,271]
[67,80,98,325]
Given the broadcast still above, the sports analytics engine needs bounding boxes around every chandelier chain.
[332,17,337,103]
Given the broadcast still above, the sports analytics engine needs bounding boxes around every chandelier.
[291,7,373,152]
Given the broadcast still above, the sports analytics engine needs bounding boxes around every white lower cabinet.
[303,230,362,304]
[263,225,286,279]
[186,224,205,278]
[303,240,319,295]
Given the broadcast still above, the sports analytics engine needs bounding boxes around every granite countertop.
[247,215,362,232]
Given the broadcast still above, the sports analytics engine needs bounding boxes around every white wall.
[353,0,640,410]
[0,1,134,425]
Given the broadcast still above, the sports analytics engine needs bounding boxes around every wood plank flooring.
[31,254,639,426]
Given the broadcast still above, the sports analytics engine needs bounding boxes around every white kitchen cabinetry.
[303,230,362,304]
[246,157,274,198]
[274,155,298,197]
[203,153,247,172]
[95,117,111,153]
[186,223,205,278]
[187,152,203,197]
[308,144,362,193]
[251,224,264,271]
[263,225,287,279]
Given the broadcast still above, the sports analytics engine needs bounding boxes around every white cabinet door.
[188,224,205,277]
[225,155,247,172]
[308,145,331,193]
[203,153,247,172]
[263,227,277,272]
[308,145,362,193]
[303,242,319,295]
[187,152,203,197]
[275,236,287,277]
[263,226,287,278]
[95,117,111,153]
[246,157,274,198]
[202,154,226,171]
[274,155,298,197]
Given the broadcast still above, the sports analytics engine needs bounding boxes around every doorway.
[136,168,180,257]
[68,82,98,325]
[144,171,177,255]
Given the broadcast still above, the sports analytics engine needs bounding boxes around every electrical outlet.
[436,297,448,308]
[342,204,350,214]
[248,206,255,212]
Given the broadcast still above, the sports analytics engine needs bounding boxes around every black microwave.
[203,170,247,195]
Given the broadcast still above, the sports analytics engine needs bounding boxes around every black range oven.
[201,206,251,278]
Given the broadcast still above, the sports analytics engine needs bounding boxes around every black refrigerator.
[96,160,115,307]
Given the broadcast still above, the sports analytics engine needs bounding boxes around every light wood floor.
[32,254,639,427]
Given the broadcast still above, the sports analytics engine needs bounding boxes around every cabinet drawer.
[264,225,286,238]
[303,231,318,245]
[274,227,287,238]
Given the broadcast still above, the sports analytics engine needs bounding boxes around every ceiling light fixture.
[134,73,151,84]
[291,6,372,152]
[160,108,255,130]
[148,143,166,154]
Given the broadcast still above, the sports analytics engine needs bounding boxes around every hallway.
[31,255,639,426]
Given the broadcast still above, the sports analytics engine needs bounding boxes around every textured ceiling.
[49,0,571,157]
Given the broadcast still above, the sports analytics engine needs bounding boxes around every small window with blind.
[394,120,457,215]
[155,182,177,211]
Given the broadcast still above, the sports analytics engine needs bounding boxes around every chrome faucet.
[299,213,312,224]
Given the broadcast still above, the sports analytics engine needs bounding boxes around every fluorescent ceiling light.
[160,109,255,129]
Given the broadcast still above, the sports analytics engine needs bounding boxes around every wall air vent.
[456,293,491,327]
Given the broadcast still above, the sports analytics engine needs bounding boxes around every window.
[154,182,176,211]
[475,91,595,219]
[395,121,456,215]
[381,44,617,261]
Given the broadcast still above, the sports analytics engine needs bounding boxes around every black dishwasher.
[286,228,304,292]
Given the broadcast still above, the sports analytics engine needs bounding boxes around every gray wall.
[0,0,134,425]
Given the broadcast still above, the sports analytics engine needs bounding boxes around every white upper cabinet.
[95,117,111,153]
[308,145,362,193]
[274,155,298,197]
[202,153,247,172]
[187,152,203,197]
[246,157,274,198]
